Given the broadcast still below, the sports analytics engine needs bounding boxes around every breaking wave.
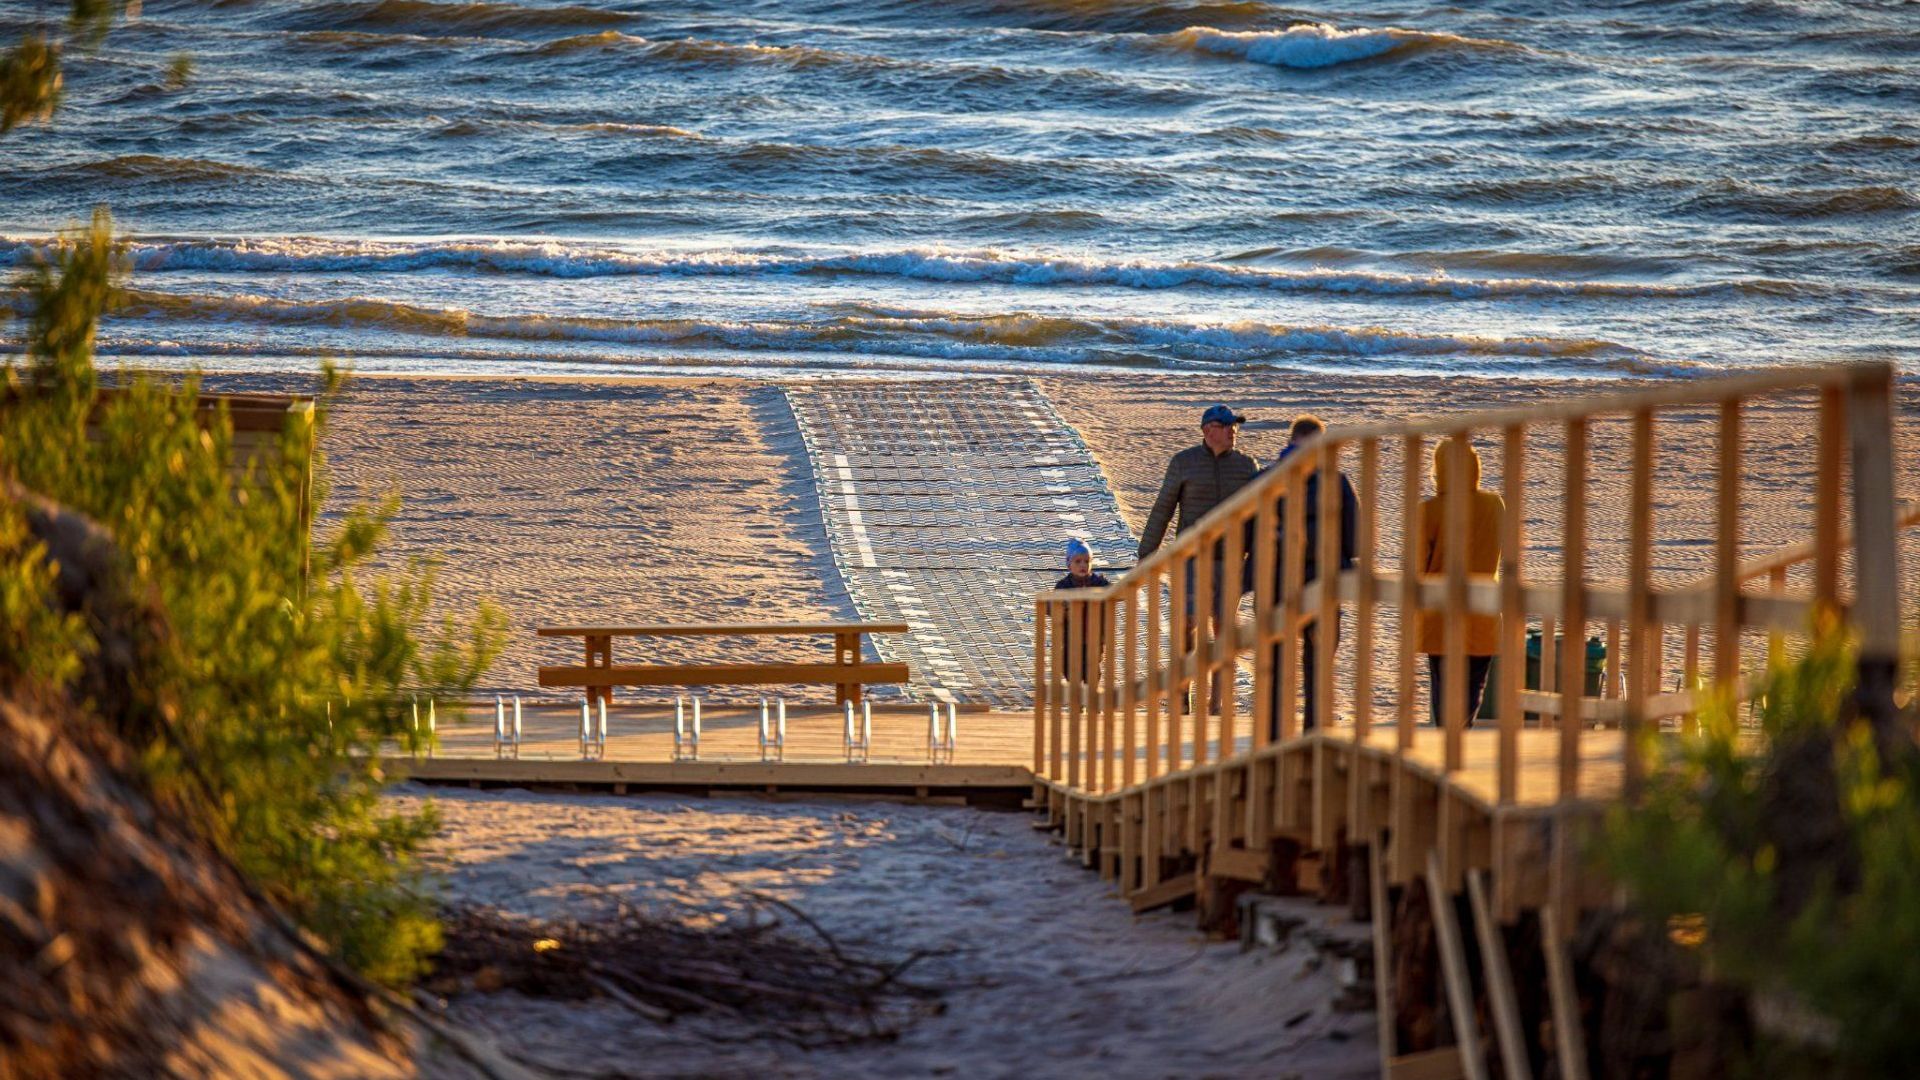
[13,238,1773,301]
[105,290,1656,369]
[1163,23,1524,69]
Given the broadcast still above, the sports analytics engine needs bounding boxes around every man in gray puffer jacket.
[1138,404,1262,562]
[1138,404,1261,712]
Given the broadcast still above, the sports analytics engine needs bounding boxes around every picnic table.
[536,622,912,708]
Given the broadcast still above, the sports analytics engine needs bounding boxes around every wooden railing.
[1032,362,1904,815]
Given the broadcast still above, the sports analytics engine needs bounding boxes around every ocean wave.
[1162,22,1522,70]
[17,238,1772,301]
[1680,181,1920,221]
[104,290,1654,369]
[287,0,632,35]
[63,155,283,181]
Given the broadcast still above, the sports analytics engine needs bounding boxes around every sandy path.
[396,785,1374,1079]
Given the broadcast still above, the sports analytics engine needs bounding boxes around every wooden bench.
[536,623,911,708]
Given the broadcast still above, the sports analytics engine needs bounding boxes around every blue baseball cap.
[1065,537,1092,564]
[1201,404,1246,427]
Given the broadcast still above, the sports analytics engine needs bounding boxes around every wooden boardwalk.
[389,364,1906,1080]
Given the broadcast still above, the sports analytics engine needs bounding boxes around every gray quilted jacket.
[1137,444,1263,559]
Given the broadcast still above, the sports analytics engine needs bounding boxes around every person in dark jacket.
[1138,404,1261,713]
[1054,538,1109,683]
[1245,414,1358,736]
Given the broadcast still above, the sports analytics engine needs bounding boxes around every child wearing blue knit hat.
[1053,538,1109,683]
[1055,537,1108,591]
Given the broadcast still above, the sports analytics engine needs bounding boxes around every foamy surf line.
[0,239,1769,301]
[96,290,1663,370]
[1161,22,1528,70]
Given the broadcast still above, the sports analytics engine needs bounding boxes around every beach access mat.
[785,379,1136,708]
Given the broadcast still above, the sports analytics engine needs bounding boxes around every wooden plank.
[1498,424,1525,805]
[1370,832,1397,1065]
[1814,384,1844,610]
[1253,478,1279,749]
[1220,506,1245,761]
[1194,527,1217,742]
[1143,781,1165,889]
[537,661,910,688]
[1051,603,1067,781]
[1625,408,1653,801]
[1355,438,1380,740]
[1715,397,1742,689]
[1067,595,1084,790]
[396,756,1030,789]
[1388,1047,1467,1080]
[1146,568,1164,778]
[1123,589,1139,789]
[1443,434,1471,771]
[1400,434,1423,753]
[1102,598,1119,792]
[1541,902,1591,1080]
[1128,872,1196,914]
[1209,841,1269,884]
[1427,849,1490,1080]
[1170,553,1190,769]
[1316,438,1342,734]
[1559,418,1587,803]
[538,622,910,637]
[1847,368,1902,668]
[1467,870,1533,1080]
[1034,597,1047,777]
[1281,454,1307,741]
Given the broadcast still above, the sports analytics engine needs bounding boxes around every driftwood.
[429,899,949,1049]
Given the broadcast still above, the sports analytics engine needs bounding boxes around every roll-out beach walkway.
[393,364,1913,1080]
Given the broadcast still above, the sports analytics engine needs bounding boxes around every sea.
[2,0,1916,381]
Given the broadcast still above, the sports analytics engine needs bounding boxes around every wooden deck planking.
[414,701,1031,767]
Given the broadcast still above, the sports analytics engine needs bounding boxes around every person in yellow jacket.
[1416,436,1505,726]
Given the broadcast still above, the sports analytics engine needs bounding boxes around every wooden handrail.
[1032,362,1902,830]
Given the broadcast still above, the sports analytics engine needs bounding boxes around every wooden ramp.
[784,379,1134,707]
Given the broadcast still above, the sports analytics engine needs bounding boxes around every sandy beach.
[396,783,1376,1079]
[197,369,1917,705]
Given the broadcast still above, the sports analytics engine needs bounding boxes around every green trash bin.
[1478,630,1606,720]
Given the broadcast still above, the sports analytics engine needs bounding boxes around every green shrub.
[1597,632,1920,1077]
[2,211,508,986]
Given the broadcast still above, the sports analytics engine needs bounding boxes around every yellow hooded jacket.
[1415,438,1505,656]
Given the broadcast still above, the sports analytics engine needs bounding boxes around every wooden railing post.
[1399,435,1422,754]
[1443,432,1472,771]
[1355,438,1380,741]
[1170,554,1190,769]
[1498,424,1526,805]
[1051,603,1066,780]
[1281,469,1306,741]
[1067,596,1084,790]
[1559,419,1588,802]
[1252,484,1278,749]
[1103,597,1119,792]
[1316,438,1343,734]
[1624,409,1654,801]
[1814,383,1845,612]
[1034,596,1048,778]
[1123,586,1139,788]
[1147,568,1164,778]
[1846,365,1902,742]
[1715,398,1743,691]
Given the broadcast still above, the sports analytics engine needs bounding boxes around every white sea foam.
[1165,23,1514,70]
[6,238,1757,301]
[104,290,1658,369]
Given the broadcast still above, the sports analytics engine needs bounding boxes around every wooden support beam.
[1467,870,1533,1080]
[1128,872,1196,914]
[1426,850,1490,1080]
[1388,1047,1467,1080]
[1371,834,1397,1066]
[1541,902,1590,1080]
